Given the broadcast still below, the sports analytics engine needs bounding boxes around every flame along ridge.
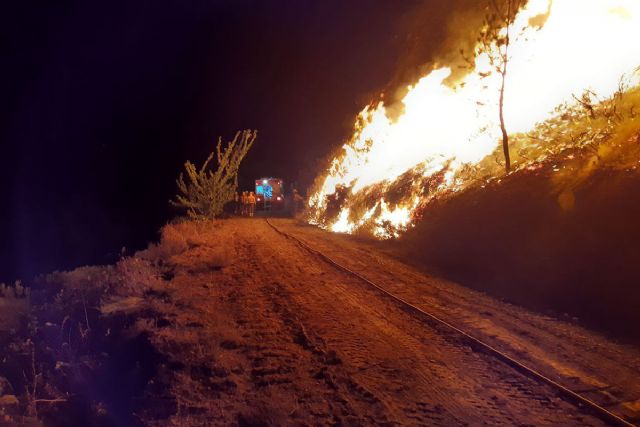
[308,0,640,239]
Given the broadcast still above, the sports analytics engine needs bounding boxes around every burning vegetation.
[308,0,640,239]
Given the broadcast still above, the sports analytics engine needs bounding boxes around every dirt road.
[128,218,638,426]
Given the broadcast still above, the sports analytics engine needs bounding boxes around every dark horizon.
[1,1,470,282]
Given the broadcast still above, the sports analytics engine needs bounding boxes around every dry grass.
[0,300,28,331]
[0,282,29,332]
[44,265,114,293]
[511,86,640,174]
[138,226,188,263]
[114,256,164,296]
[138,220,224,262]
[138,219,233,272]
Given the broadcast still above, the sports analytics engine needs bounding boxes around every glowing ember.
[308,0,640,237]
[331,208,354,234]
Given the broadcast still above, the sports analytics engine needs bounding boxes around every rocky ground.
[1,218,639,426]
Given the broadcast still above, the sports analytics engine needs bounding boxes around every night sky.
[1,1,478,282]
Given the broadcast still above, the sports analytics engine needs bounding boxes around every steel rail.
[265,218,635,427]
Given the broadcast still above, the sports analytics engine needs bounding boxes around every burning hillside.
[308,0,640,238]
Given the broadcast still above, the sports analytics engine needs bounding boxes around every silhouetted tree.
[171,130,257,219]
[475,0,527,172]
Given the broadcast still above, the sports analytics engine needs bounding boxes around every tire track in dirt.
[234,219,604,426]
[223,229,390,425]
[142,219,605,425]
[270,218,640,423]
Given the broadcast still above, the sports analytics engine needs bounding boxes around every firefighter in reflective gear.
[248,191,257,217]
[241,191,248,216]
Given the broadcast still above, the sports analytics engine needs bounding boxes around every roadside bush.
[137,224,188,263]
[153,220,232,270]
[170,130,257,219]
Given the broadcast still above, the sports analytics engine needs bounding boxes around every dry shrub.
[137,219,234,276]
[170,130,257,219]
[100,296,147,315]
[138,220,224,263]
[172,219,217,248]
[138,224,189,262]
[114,257,164,296]
[44,266,113,293]
[0,282,29,332]
[160,224,189,255]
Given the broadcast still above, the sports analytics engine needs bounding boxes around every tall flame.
[308,0,640,238]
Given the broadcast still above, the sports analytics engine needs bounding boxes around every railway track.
[265,218,635,427]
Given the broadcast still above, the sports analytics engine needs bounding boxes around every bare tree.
[475,0,527,172]
[171,129,257,219]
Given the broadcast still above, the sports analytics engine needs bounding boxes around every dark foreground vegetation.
[0,222,219,425]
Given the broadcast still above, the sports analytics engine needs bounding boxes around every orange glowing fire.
[308,0,640,238]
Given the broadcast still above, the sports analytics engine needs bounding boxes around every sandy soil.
[4,217,638,426]
[129,217,640,426]
[270,218,640,423]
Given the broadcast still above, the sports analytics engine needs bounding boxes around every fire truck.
[255,177,285,211]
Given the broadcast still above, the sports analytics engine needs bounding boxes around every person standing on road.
[248,191,256,217]
[234,191,240,215]
[241,191,248,216]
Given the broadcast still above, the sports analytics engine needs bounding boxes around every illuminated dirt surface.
[2,218,639,425]
[133,219,637,425]
[268,219,640,423]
